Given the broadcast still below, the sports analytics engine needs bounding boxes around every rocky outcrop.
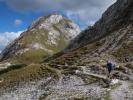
[0,14,80,62]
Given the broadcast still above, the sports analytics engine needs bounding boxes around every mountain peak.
[0,14,80,62]
[28,14,63,30]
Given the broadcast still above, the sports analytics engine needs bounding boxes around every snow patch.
[111,79,119,85]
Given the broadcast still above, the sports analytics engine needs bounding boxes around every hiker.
[106,60,116,79]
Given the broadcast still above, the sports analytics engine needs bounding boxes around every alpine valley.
[0,0,133,100]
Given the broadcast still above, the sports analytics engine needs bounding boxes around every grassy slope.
[0,63,61,91]
[10,26,68,63]
[15,50,48,63]
[47,42,101,66]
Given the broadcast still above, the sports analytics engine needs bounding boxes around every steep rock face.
[0,14,80,63]
[66,0,133,51]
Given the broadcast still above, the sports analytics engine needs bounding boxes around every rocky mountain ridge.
[66,0,133,51]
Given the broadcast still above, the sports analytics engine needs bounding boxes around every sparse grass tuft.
[11,49,49,64]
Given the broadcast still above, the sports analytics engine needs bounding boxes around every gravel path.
[110,81,133,100]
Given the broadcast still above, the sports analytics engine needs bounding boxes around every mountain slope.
[66,0,133,51]
[0,14,80,63]
[62,0,133,63]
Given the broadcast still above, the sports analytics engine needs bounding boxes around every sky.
[0,0,116,52]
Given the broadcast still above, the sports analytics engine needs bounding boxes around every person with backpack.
[106,60,120,87]
[106,60,116,79]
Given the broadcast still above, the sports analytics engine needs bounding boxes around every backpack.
[107,62,116,70]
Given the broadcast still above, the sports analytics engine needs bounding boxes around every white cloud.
[14,19,22,25]
[2,0,116,28]
[0,31,23,51]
